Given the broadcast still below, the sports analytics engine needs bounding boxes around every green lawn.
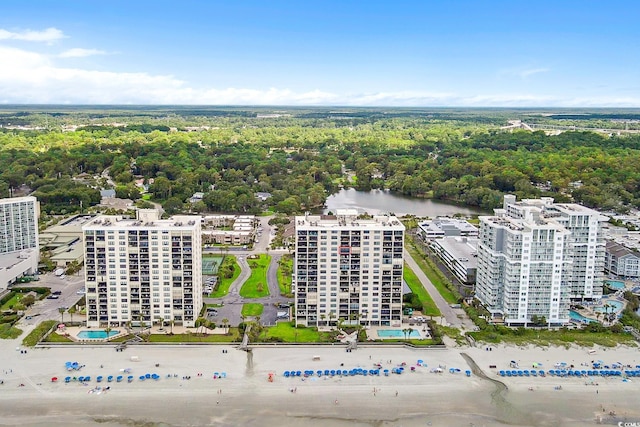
[22,320,56,346]
[240,254,271,298]
[149,328,240,343]
[264,321,334,343]
[277,254,293,297]
[404,263,441,317]
[0,323,23,340]
[406,240,459,304]
[1,293,20,311]
[44,332,74,343]
[211,256,241,298]
[241,303,264,317]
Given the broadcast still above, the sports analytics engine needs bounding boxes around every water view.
[323,188,488,217]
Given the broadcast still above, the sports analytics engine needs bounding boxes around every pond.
[322,188,488,217]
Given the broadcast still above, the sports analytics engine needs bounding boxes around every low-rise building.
[417,217,478,240]
[202,215,256,245]
[430,237,478,284]
[40,214,96,267]
[605,240,640,279]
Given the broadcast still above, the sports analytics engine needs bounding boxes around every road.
[403,249,465,328]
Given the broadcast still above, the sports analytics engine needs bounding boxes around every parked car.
[52,291,62,295]
[46,295,59,300]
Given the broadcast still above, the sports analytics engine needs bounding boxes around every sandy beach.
[1,339,640,427]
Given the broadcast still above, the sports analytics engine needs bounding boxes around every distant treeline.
[1,110,640,216]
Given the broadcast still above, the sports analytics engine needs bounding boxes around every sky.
[0,0,639,107]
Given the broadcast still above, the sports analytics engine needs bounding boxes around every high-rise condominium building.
[83,209,202,328]
[476,195,606,326]
[294,210,404,328]
[0,196,39,290]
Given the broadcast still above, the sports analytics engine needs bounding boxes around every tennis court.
[202,256,224,275]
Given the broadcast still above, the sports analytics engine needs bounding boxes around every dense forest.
[1,106,640,216]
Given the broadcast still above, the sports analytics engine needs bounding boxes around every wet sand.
[1,341,639,426]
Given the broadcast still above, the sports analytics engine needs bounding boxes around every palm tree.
[170,319,174,334]
[603,304,612,324]
[328,311,336,329]
[221,318,229,334]
[58,307,65,324]
[320,313,326,327]
[402,328,413,341]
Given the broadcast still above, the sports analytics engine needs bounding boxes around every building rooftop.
[435,237,479,268]
[295,212,404,229]
[84,214,200,230]
[0,249,36,270]
[0,196,37,205]
[418,217,478,237]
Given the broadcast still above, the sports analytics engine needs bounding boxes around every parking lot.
[14,271,86,326]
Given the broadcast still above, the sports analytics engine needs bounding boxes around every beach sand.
[1,340,639,426]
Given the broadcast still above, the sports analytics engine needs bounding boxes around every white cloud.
[519,68,549,78]
[499,66,550,80]
[0,27,65,43]
[59,48,108,58]
[0,45,638,107]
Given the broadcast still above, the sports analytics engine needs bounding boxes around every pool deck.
[572,294,628,325]
[54,324,224,343]
[56,326,129,343]
[366,325,432,341]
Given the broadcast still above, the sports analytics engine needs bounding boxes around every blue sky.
[0,0,638,106]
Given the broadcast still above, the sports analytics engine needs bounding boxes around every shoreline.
[1,341,639,426]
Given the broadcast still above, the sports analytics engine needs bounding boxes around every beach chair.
[116,376,123,382]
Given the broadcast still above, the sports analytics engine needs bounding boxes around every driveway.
[203,251,293,327]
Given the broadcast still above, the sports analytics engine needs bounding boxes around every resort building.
[82,209,202,328]
[0,196,40,290]
[293,210,405,328]
[605,240,640,279]
[476,195,606,327]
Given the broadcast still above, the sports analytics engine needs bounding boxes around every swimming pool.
[77,330,120,339]
[594,300,624,313]
[605,280,626,290]
[377,329,420,338]
[569,310,596,323]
